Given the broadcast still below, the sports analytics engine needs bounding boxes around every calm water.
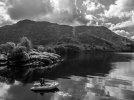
[0,52,134,100]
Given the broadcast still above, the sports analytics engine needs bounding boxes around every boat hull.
[30,82,59,91]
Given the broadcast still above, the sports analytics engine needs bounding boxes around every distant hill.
[0,19,133,52]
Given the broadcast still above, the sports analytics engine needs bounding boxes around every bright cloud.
[131,36,134,40]
[82,0,105,12]
[101,0,134,38]
[104,0,134,18]
[114,30,130,37]
[110,20,134,30]
[0,1,12,26]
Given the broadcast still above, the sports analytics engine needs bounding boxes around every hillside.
[0,19,133,52]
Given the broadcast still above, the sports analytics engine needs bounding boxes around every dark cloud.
[98,0,115,9]
[7,0,53,20]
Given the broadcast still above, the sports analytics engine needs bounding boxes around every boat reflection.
[31,88,59,96]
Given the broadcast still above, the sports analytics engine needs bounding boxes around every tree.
[0,42,16,55]
[9,46,29,61]
[18,37,32,52]
[6,42,16,53]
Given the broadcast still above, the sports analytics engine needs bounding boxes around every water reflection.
[0,52,134,100]
[0,83,11,100]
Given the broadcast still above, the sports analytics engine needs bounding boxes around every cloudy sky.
[0,0,134,39]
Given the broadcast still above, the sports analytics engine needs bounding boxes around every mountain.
[0,19,133,52]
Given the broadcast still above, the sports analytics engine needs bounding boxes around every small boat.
[30,81,59,91]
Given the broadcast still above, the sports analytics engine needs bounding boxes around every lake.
[0,52,134,100]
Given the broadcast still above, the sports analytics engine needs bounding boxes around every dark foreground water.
[0,52,134,100]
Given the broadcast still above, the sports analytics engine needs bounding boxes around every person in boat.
[40,78,45,86]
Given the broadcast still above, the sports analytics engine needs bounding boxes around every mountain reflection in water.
[0,52,134,100]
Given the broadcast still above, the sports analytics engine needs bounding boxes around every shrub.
[54,45,66,55]
[37,45,45,52]
[44,46,56,53]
